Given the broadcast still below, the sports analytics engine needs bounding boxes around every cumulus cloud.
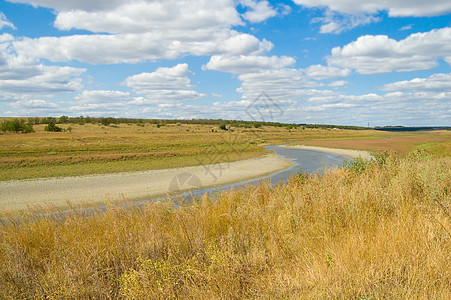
[0,62,84,101]
[7,0,130,12]
[380,73,451,92]
[327,27,451,74]
[0,12,16,30]
[303,64,351,80]
[53,1,242,33]
[278,89,450,126]
[203,55,296,73]
[13,30,272,65]
[229,61,450,125]
[236,68,322,102]
[294,1,451,33]
[9,99,59,109]
[239,0,277,23]
[292,0,451,17]
[75,90,131,104]
[7,1,273,65]
[6,98,66,116]
[124,64,205,104]
[0,66,84,96]
[68,90,133,115]
[0,35,86,99]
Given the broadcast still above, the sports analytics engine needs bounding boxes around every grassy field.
[1,121,449,180]
[0,123,266,181]
[0,151,449,298]
[0,121,450,298]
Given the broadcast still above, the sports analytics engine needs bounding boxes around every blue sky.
[0,0,450,126]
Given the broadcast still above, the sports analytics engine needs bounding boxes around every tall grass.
[1,153,450,299]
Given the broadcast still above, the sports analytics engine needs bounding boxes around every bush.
[0,119,34,133]
[44,121,63,132]
[58,115,69,124]
[219,123,228,130]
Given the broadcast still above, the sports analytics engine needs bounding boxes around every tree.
[58,115,69,124]
[44,121,63,132]
[219,123,228,130]
[1,119,34,133]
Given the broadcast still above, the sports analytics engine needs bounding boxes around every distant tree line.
[2,116,375,133]
[374,126,450,132]
[23,116,295,128]
[304,124,369,130]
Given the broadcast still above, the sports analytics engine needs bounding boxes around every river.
[165,144,351,201]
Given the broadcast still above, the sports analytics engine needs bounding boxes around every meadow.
[1,120,449,181]
[0,120,450,298]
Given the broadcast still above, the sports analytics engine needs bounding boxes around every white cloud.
[13,30,272,64]
[292,0,451,17]
[0,65,84,97]
[279,89,450,126]
[380,73,451,92]
[0,35,86,99]
[399,24,413,31]
[294,1,451,34]
[5,98,75,117]
[236,68,323,103]
[328,27,451,74]
[304,64,351,80]
[228,61,450,125]
[68,90,133,116]
[124,63,205,104]
[7,0,131,12]
[75,90,131,104]
[203,55,296,73]
[9,99,59,109]
[0,66,83,102]
[53,1,242,33]
[0,12,16,30]
[240,0,277,23]
[329,80,348,87]
[312,10,380,34]
[8,1,273,65]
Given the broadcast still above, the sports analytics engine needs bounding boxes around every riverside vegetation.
[0,119,450,298]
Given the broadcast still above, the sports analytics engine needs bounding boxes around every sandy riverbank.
[0,154,293,211]
[278,144,374,160]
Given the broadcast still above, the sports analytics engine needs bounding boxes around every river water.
[173,144,351,200]
[1,145,352,222]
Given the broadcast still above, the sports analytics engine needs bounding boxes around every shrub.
[58,115,69,124]
[44,121,63,132]
[0,119,34,133]
[219,123,228,130]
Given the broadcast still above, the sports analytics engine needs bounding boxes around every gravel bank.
[0,154,293,210]
[278,144,374,160]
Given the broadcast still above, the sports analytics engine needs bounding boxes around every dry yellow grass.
[1,152,449,299]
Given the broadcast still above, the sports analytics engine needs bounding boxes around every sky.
[0,0,450,126]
